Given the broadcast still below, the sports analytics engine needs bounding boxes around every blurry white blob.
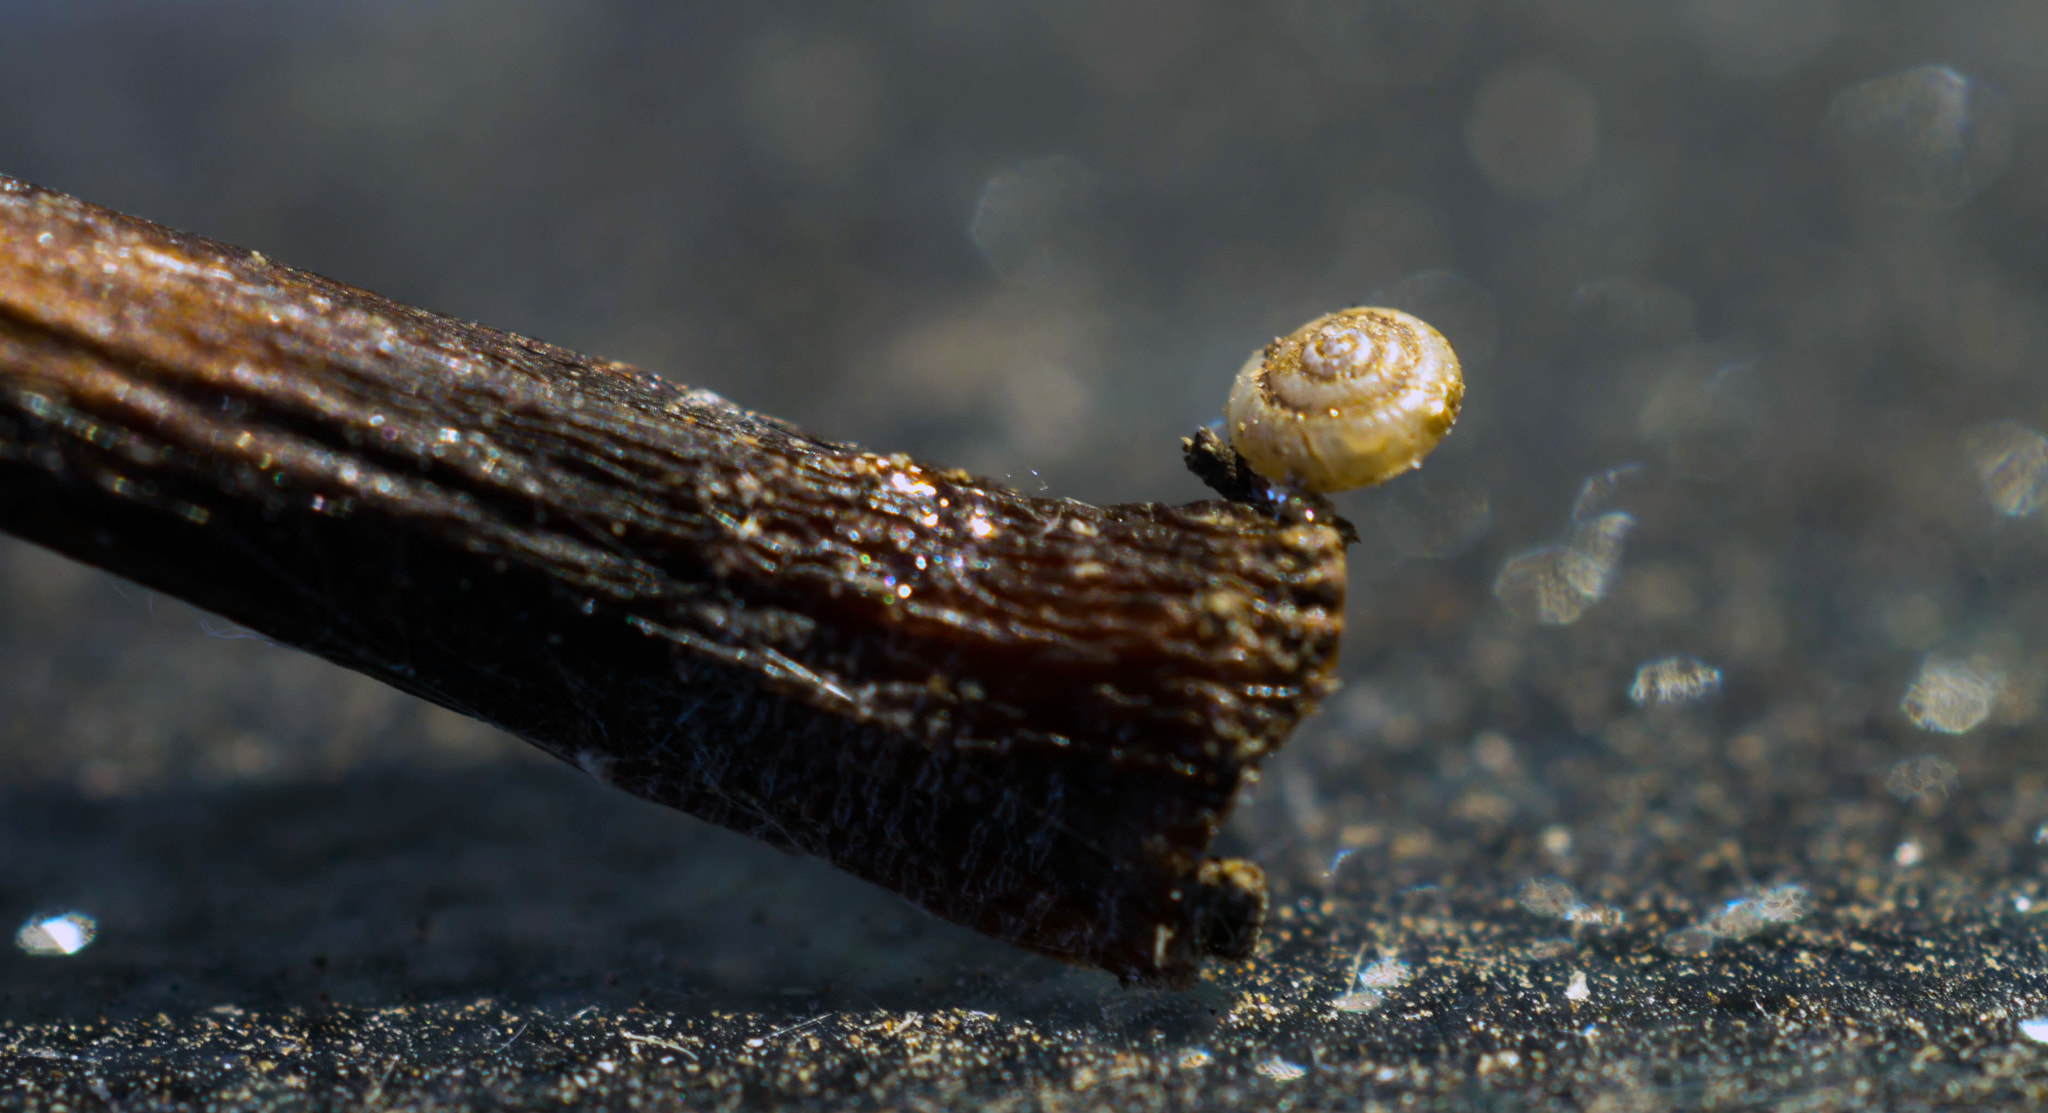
[737,30,886,181]
[1495,511,1635,626]
[968,155,1100,285]
[1376,474,1492,559]
[1332,949,1413,1014]
[1360,955,1412,988]
[1629,655,1723,707]
[1256,1057,1308,1081]
[1822,65,2013,210]
[1895,840,1924,867]
[1494,546,1594,625]
[2023,1018,2048,1044]
[1563,513,1634,599]
[1661,884,1810,954]
[1565,970,1591,1002]
[1965,420,2048,517]
[1516,877,1623,927]
[1900,654,2002,734]
[1885,754,1959,804]
[1464,61,1599,200]
[15,911,97,956]
[1680,0,1841,81]
[1495,473,1637,626]
[1570,464,1644,524]
[1747,884,1812,925]
[1518,877,1581,919]
[1704,902,1768,941]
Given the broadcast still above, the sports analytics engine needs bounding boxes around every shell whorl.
[1224,306,1463,494]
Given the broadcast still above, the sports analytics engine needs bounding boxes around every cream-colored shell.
[1225,306,1463,494]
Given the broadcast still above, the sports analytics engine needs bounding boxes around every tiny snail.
[1225,306,1463,494]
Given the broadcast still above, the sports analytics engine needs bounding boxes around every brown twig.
[0,174,1344,985]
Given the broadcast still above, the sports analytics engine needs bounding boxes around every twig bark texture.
[0,175,1344,985]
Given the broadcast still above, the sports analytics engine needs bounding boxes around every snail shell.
[1225,306,1463,494]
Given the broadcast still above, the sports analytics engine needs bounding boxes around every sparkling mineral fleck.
[14,911,97,956]
[1629,655,1723,706]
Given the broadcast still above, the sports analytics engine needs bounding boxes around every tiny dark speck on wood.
[0,174,1345,986]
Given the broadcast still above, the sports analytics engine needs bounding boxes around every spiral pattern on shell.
[1224,306,1463,494]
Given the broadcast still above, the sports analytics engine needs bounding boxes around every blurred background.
[4,0,2048,1099]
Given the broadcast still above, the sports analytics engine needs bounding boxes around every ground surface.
[7,2,2048,1109]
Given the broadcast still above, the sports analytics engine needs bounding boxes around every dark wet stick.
[0,174,1344,985]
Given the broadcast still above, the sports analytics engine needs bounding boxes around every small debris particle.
[1886,755,1959,803]
[14,911,97,956]
[1629,655,1722,706]
[1518,877,1581,918]
[1256,1057,1307,1081]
